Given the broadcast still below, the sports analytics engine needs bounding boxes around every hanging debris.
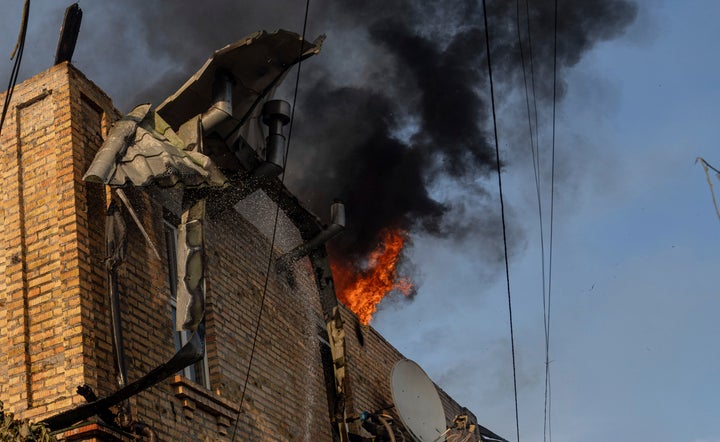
[83,104,228,188]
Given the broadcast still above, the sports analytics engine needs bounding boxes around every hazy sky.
[2,1,719,441]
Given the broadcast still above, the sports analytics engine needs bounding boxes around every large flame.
[331,229,413,325]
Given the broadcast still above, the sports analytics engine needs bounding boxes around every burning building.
[0,19,504,442]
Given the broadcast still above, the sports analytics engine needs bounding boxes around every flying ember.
[331,229,413,325]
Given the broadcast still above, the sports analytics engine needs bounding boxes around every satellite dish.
[391,359,447,442]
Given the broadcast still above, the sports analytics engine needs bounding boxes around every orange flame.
[331,229,413,325]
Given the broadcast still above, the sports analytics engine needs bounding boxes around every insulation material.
[83,104,227,188]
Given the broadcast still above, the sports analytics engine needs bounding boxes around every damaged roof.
[83,104,227,187]
[83,29,323,188]
[156,29,323,130]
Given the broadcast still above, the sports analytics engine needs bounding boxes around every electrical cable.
[0,0,30,139]
[516,0,543,197]
[515,3,551,440]
[230,1,311,440]
[546,1,559,441]
[481,1,521,441]
[524,0,541,169]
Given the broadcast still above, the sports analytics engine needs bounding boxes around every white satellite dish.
[391,359,447,442]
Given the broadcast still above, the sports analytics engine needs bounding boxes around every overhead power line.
[515,1,553,440]
[230,1,312,441]
[546,1,559,441]
[481,1,521,441]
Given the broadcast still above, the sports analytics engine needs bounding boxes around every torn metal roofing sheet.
[85,30,322,189]
[156,29,323,130]
[83,104,227,188]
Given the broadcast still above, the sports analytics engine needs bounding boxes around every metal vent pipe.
[200,69,234,132]
[253,99,291,178]
[278,201,346,268]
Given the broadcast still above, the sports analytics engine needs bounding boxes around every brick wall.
[109,189,334,441]
[0,65,486,441]
[0,63,118,422]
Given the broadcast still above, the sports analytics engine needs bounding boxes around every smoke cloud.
[287,0,638,261]
[10,0,636,264]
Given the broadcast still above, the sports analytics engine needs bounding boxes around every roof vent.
[253,99,291,178]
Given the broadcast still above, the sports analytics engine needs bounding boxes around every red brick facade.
[0,64,482,441]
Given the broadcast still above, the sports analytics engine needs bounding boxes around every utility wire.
[516,0,542,196]
[230,2,311,440]
[524,2,552,441]
[482,1,521,441]
[515,3,551,441]
[524,0,541,169]
[0,0,30,139]
[546,1,559,441]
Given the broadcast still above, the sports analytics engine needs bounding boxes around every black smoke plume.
[287,0,637,261]
[23,0,636,264]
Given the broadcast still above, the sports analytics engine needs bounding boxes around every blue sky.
[375,1,720,440]
[2,1,719,441]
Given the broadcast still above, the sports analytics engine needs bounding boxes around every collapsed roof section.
[83,29,324,188]
[157,29,322,132]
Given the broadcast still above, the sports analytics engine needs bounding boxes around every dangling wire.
[0,0,31,138]
[230,1,311,440]
[482,1,521,440]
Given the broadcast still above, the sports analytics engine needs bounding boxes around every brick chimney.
[0,62,119,423]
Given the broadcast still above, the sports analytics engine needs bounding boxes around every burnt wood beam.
[54,3,82,64]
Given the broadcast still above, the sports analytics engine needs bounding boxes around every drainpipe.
[176,194,206,332]
[200,69,234,133]
[105,200,129,389]
[42,330,205,431]
[104,199,133,424]
[277,201,345,269]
